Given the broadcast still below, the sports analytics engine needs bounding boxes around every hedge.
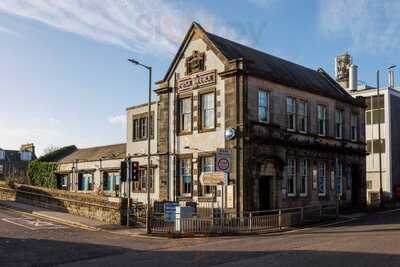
[27,160,57,188]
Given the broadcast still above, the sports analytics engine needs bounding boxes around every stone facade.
[0,183,126,224]
[131,23,367,213]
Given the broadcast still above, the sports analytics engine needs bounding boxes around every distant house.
[0,143,36,180]
[56,143,126,196]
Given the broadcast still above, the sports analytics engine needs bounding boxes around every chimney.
[388,70,395,88]
[20,143,35,154]
[335,53,352,89]
[349,64,358,91]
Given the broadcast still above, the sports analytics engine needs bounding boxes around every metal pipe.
[377,70,384,208]
[147,67,152,234]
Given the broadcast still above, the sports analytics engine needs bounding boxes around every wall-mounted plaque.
[177,69,216,93]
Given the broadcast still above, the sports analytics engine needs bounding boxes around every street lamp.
[376,65,396,208]
[128,58,152,234]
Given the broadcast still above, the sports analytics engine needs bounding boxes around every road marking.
[2,217,68,230]
[378,208,400,214]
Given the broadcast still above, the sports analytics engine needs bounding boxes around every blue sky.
[1,0,399,155]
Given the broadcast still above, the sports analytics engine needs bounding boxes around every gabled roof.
[160,22,363,107]
[58,143,126,164]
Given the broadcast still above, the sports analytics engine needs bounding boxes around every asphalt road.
[1,206,400,267]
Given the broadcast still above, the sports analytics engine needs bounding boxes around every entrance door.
[259,176,271,210]
[351,164,360,206]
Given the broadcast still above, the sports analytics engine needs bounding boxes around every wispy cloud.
[0,0,249,54]
[319,0,400,53]
[108,114,126,127]
[0,25,20,37]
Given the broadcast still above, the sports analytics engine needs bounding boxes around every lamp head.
[128,58,139,65]
[388,65,397,70]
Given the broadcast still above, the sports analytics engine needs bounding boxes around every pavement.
[0,200,146,236]
[1,202,400,266]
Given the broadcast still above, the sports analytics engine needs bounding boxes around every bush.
[27,160,57,188]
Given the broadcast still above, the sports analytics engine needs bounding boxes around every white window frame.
[200,155,216,197]
[317,105,327,136]
[179,97,192,133]
[258,89,270,123]
[335,160,343,195]
[299,159,308,197]
[286,97,296,131]
[297,100,307,133]
[335,109,343,139]
[317,161,326,196]
[200,93,215,130]
[180,158,192,196]
[287,159,296,197]
[351,113,358,141]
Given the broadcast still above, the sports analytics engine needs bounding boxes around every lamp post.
[376,65,396,208]
[128,58,152,234]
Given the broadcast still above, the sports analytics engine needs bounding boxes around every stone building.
[126,102,160,203]
[56,143,125,196]
[128,23,367,213]
[336,53,400,202]
[0,143,36,180]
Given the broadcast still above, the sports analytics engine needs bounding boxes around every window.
[138,168,154,192]
[335,160,343,194]
[286,97,295,131]
[335,110,343,139]
[367,139,386,154]
[200,93,215,130]
[297,100,307,133]
[258,90,270,123]
[287,159,296,196]
[0,164,3,174]
[199,155,215,196]
[179,98,192,133]
[317,105,327,136]
[351,113,358,141]
[78,173,93,191]
[103,172,121,192]
[0,150,5,160]
[317,161,326,196]
[366,95,385,125]
[180,158,192,195]
[133,115,154,141]
[299,159,308,196]
[20,151,32,161]
[367,180,373,190]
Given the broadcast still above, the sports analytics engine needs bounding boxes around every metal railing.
[151,204,338,235]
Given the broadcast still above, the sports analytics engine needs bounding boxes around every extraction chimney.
[388,70,395,88]
[349,64,358,91]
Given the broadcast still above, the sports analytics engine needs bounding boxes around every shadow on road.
[1,236,400,267]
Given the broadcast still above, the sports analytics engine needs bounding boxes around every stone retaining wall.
[0,184,127,225]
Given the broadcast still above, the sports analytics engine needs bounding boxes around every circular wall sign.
[217,158,230,171]
[225,128,236,140]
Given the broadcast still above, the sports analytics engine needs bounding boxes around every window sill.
[198,196,216,202]
[198,127,216,133]
[318,193,326,197]
[177,131,193,136]
[287,193,296,197]
[299,193,308,197]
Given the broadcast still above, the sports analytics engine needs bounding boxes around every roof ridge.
[205,31,320,74]
[76,143,126,151]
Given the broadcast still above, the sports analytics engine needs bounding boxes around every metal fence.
[151,204,338,235]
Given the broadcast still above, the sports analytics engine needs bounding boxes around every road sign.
[216,148,232,173]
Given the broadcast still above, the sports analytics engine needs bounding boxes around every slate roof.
[58,143,126,163]
[204,30,361,106]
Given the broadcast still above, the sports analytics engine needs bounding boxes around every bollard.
[249,212,253,232]
[278,209,282,229]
